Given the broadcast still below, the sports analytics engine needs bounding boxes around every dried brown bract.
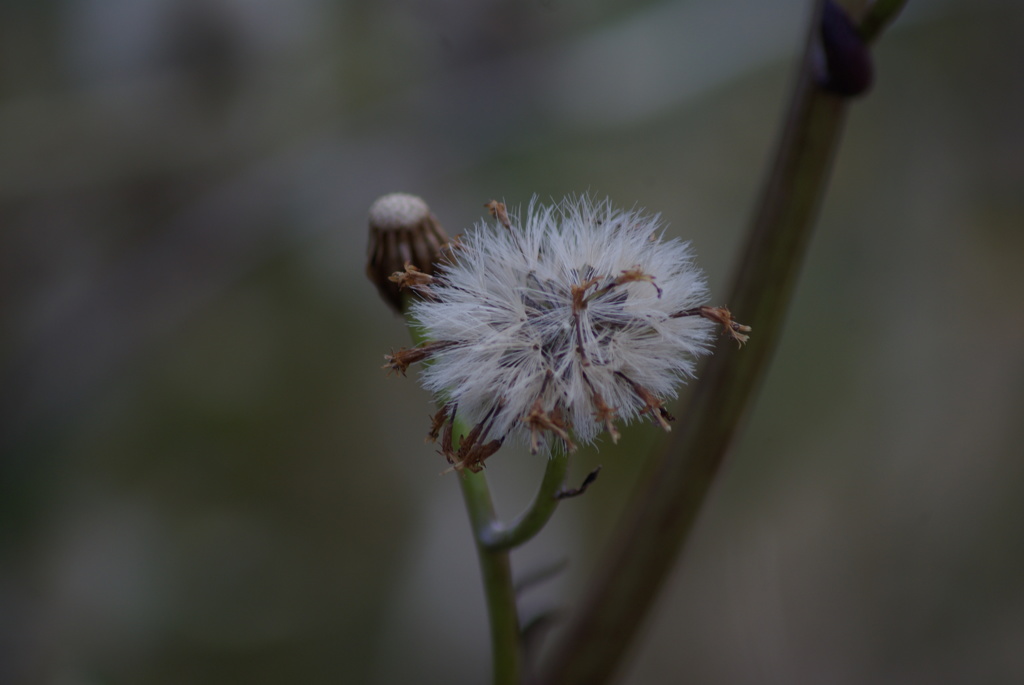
[439,409,504,473]
[426,404,453,443]
[382,341,455,376]
[389,262,437,298]
[672,305,751,345]
[524,399,576,455]
[484,200,511,230]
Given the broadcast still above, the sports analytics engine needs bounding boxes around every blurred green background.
[2,1,1023,683]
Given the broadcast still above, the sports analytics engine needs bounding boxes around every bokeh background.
[2,0,1023,683]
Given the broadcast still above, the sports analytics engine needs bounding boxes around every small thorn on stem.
[557,466,602,499]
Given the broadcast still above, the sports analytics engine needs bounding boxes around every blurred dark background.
[2,1,1023,683]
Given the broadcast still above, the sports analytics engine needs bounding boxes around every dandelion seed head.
[406,195,717,454]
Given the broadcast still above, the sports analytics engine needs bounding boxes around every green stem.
[455,436,571,683]
[480,450,571,551]
[405,315,527,683]
[538,1,906,682]
[458,468,523,685]
[859,0,910,43]
[407,310,571,681]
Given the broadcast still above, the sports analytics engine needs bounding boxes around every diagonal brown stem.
[537,1,907,682]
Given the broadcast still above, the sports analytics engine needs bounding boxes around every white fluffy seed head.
[410,195,716,453]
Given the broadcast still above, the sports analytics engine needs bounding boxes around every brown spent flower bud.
[366,193,450,313]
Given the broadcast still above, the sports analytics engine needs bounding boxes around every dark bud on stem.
[817,0,874,97]
[366,193,450,314]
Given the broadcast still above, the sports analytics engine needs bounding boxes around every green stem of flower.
[537,1,905,683]
[409,313,573,681]
[455,430,571,683]
[457,467,523,685]
[480,450,571,551]
[404,311,526,684]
